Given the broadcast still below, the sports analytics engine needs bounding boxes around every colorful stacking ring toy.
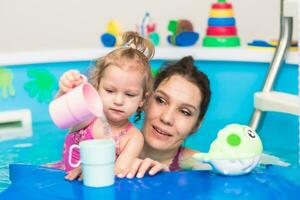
[206,26,237,36]
[203,0,240,47]
[208,18,236,26]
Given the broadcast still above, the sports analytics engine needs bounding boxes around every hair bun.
[122,31,155,60]
[178,56,194,67]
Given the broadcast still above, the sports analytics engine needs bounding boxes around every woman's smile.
[152,125,173,140]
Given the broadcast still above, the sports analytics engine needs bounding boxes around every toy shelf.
[0,47,298,66]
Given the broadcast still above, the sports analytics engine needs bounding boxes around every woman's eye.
[155,96,165,104]
[181,110,191,116]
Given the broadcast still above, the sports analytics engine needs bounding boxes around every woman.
[66,56,212,180]
[122,56,289,178]
[121,56,212,178]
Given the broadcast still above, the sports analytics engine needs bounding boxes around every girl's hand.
[118,158,169,179]
[65,166,83,181]
[59,70,84,94]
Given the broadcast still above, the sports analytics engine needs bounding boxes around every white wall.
[0,0,296,53]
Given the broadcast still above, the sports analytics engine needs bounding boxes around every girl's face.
[99,64,145,125]
[142,75,202,152]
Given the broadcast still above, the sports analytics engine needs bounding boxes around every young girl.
[50,31,154,178]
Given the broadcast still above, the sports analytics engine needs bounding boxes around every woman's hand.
[58,70,84,95]
[117,158,169,179]
[65,166,83,181]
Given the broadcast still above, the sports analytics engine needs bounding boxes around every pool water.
[0,59,299,193]
[1,121,300,193]
[0,122,66,192]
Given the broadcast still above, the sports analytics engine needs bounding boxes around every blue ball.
[175,32,199,46]
[101,33,116,47]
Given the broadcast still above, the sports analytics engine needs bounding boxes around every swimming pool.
[0,54,299,194]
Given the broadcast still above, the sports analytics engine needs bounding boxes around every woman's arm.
[121,147,212,179]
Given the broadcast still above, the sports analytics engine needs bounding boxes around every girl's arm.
[56,69,83,98]
[54,69,88,133]
[69,120,91,133]
[114,127,144,176]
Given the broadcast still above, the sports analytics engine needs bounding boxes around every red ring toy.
[212,3,232,9]
[206,26,237,36]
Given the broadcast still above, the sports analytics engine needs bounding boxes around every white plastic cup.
[80,139,115,187]
[49,82,103,129]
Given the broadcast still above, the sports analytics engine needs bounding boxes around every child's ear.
[139,98,145,108]
[139,91,151,108]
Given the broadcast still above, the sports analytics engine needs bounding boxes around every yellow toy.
[101,20,123,47]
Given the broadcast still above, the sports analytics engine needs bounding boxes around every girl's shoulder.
[118,124,144,153]
[124,124,144,141]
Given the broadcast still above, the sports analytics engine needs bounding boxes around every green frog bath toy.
[194,124,263,175]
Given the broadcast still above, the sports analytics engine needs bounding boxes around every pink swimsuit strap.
[73,120,95,142]
[113,123,133,155]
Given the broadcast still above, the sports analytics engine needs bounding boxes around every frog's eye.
[227,133,241,147]
[246,127,256,139]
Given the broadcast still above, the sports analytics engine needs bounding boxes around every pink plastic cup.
[49,83,103,129]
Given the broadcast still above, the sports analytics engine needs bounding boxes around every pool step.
[254,91,300,116]
[0,109,32,141]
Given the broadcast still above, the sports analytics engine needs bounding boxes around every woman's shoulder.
[181,147,198,157]
[179,147,211,170]
[180,147,199,162]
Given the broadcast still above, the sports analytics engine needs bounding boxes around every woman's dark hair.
[154,56,211,127]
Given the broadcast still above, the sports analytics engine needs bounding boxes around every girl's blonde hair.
[89,31,155,121]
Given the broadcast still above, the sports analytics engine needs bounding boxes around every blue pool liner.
[0,164,299,200]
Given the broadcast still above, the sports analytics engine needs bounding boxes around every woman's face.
[142,75,202,152]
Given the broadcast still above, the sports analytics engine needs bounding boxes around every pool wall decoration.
[0,67,15,99]
[24,69,58,104]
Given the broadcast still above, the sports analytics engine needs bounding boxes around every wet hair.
[154,56,211,130]
[89,31,155,121]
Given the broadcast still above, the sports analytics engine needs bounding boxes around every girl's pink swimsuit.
[49,120,132,172]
